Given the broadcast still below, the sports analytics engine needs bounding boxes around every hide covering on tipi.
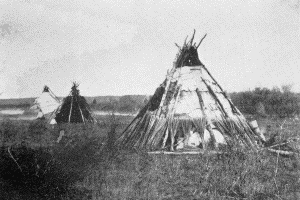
[31,86,61,124]
[55,83,96,124]
[117,31,265,151]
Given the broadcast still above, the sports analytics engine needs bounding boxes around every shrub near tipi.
[117,31,265,151]
[31,86,61,124]
[55,83,96,124]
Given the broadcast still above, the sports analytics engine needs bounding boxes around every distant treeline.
[90,95,148,113]
[89,86,300,117]
[0,98,34,108]
[0,103,31,109]
[230,85,300,118]
[0,96,149,112]
[1,88,299,117]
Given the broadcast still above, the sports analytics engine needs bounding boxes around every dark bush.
[0,120,28,144]
[231,86,300,117]
[0,132,104,199]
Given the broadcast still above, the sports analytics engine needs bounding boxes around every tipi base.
[148,149,223,155]
[148,148,298,156]
[266,148,297,156]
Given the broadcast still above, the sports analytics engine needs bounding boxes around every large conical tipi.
[117,31,265,151]
[55,83,96,124]
[31,86,61,124]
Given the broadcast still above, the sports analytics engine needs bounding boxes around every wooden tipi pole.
[196,88,216,149]
[201,65,258,148]
[167,85,182,151]
[49,87,60,102]
[77,96,85,124]
[201,65,240,115]
[68,96,73,123]
[201,78,229,117]
[156,64,176,117]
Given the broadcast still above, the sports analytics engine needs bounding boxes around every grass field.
[0,115,300,199]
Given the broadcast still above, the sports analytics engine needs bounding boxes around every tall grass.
[85,149,300,199]
[84,117,300,199]
[0,119,105,200]
[0,117,300,199]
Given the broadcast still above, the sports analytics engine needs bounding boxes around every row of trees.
[88,85,300,117]
[230,85,300,117]
[90,95,148,113]
[0,103,31,109]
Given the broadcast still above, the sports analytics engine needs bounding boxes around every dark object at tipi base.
[116,30,265,151]
[55,83,96,124]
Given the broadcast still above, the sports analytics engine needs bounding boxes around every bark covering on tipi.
[55,83,96,124]
[117,31,265,151]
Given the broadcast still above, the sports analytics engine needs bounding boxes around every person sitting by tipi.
[186,125,202,148]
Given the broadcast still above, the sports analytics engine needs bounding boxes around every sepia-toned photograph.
[0,0,299,199]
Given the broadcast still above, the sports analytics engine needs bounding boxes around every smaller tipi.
[55,83,96,124]
[31,86,61,124]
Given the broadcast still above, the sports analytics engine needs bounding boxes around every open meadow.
[1,1,299,199]
[0,115,300,200]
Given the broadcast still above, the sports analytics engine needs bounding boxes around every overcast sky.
[0,0,299,98]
